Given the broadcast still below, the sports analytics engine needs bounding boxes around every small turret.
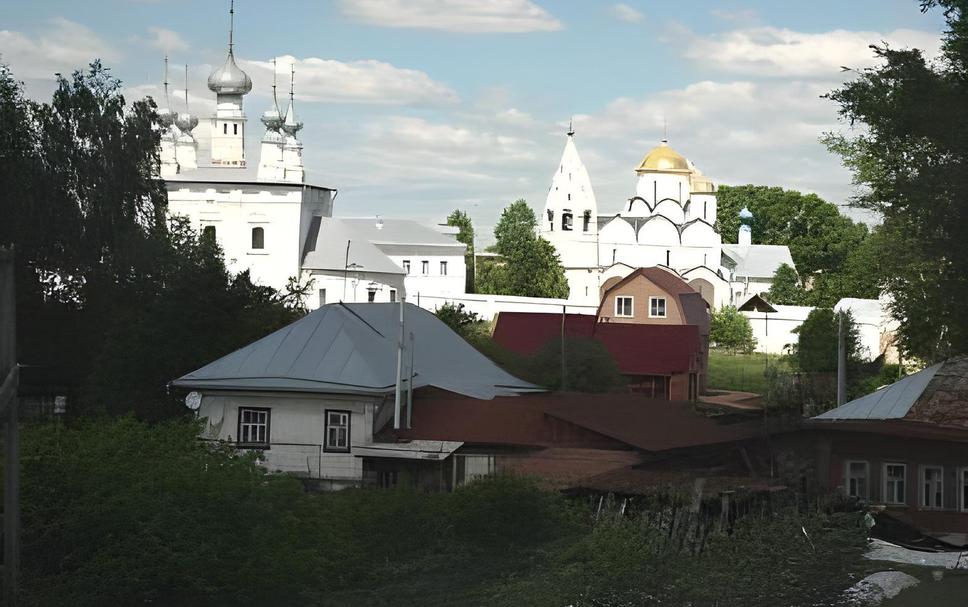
[280,63,304,183]
[175,64,198,171]
[208,0,249,167]
[159,55,180,178]
[258,58,286,181]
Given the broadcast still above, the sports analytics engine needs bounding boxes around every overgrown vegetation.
[17,418,869,607]
[707,349,785,394]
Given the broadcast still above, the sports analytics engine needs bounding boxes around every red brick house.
[493,267,710,400]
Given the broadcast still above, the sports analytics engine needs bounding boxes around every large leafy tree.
[446,209,475,292]
[789,309,861,373]
[0,62,300,418]
[717,185,872,306]
[477,199,568,299]
[710,305,756,353]
[767,264,807,306]
[824,0,968,360]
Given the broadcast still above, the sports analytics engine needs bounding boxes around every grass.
[707,349,787,394]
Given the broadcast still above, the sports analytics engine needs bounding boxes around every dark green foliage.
[824,1,968,360]
[717,185,875,306]
[711,305,756,353]
[476,200,568,299]
[767,263,807,305]
[446,209,475,292]
[434,302,483,335]
[789,309,861,373]
[0,62,300,418]
[531,336,625,392]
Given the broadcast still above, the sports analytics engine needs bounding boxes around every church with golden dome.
[540,132,795,309]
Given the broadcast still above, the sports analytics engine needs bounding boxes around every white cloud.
[242,55,458,105]
[709,8,759,24]
[0,17,119,79]
[145,27,189,52]
[338,0,562,33]
[610,4,644,23]
[686,27,941,77]
[494,107,534,125]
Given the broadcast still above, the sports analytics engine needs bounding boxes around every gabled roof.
[814,363,943,421]
[172,303,540,399]
[302,218,405,275]
[599,267,710,332]
[721,244,795,278]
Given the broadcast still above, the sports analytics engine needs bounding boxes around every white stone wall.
[307,271,405,307]
[197,391,380,483]
[167,182,332,292]
[742,305,814,354]
[413,292,597,320]
[390,253,467,301]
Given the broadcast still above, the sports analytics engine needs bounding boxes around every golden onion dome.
[635,139,691,173]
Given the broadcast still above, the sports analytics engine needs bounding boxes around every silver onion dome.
[261,107,283,131]
[158,107,176,129]
[282,101,303,137]
[175,111,199,134]
[207,51,252,96]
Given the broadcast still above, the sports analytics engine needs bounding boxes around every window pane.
[251,227,265,249]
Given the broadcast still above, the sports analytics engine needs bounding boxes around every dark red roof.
[493,312,700,375]
[400,390,762,453]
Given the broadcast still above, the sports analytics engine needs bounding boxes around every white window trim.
[959,467,968,512]
[614,296,634,318]
[440,261,448,276]
[421,260,430,275]
[883,462,907,505]
[920,464,944,510]
[324,410,351,452]
[402,260,411,274]
[649,296,667,319]
[845,460,870,500]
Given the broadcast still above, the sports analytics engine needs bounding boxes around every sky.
[0,0,948,240]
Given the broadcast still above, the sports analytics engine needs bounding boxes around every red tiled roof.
[493,312,700,375]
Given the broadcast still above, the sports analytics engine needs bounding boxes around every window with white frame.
[615,296,633,317]
[960,468,968,512]
[402,260,411,274]
[922,465,944,509]
[845,461,869,500]
[421,260,429,275]
[237,408,269,447]
[649,297,667,318]
[440,261,448,275]
[325,410,350,452]
[884,463,907,504]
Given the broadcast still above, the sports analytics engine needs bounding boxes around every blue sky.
[0,1,948,238]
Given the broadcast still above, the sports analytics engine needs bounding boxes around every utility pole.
[1,246,20,606]
[560,305,567,392]
[393,297,405,430]
[837,310,847,406]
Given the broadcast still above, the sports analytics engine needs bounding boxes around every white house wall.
[197,391,379,486]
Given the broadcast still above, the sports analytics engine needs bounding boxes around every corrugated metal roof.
[722,244,795,278]
[339,218,465,247]
[813,363,943,421]
[172,303,540,399]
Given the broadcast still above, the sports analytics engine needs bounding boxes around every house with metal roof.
[805,356,968,540]
[171,302,539,489]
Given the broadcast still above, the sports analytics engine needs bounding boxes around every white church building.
[156,3,466,309]
[540,129,795,309]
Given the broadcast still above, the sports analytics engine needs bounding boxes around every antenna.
[272,57,279,108]
[228,0,235,53]
[663,117,668,142]
[163,54,171,107]
[567,116,574,137]
[183,64,189,110]
[289,61,295,102]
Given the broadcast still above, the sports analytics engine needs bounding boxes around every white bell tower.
[207,0,252,167]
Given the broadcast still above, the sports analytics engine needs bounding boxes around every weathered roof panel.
[813,363,943,421]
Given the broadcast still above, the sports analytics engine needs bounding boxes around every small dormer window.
[615,296,633,317]
[649,297,667,318]
[562,211,573,231]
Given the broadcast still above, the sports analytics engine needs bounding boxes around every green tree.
[789,309,861,373]
[823,0,968,360]
[717,185,871,305]
[434,302,484,337]
[478,200,568,299]
[767,263,807,305]
[710,305,756,353]
[531,336,625,392]
[0,62,299,418]
[446,209,475,292]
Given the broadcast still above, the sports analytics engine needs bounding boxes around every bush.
[531,336,626,392]
[711,305,757,353]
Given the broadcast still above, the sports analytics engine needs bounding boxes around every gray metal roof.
[302,218,405,275]
[813,363,943,421]
[172,302,541,399]
[722,244,795,278]
[339,218,466,247]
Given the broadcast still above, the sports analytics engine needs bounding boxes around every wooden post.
[0,246,19,605]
